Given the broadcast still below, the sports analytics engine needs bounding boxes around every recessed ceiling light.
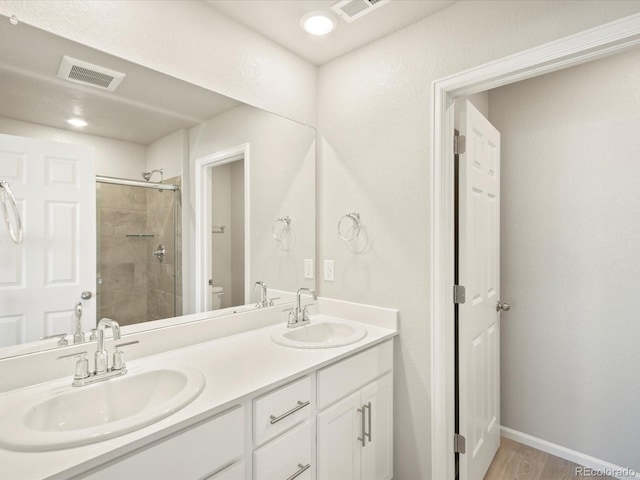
[301,11,335,36]
[67,118,88,128]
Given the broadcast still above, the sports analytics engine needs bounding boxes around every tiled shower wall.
[97,177,181,326]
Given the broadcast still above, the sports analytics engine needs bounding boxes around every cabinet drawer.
[254,421,313,480]
[254,375,312,445]
[82,405,244,479]
[317,340,392,410]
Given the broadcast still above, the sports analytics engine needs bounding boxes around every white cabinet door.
[0,133,96,346]
[317,391,362,480]
[361,374,393,480]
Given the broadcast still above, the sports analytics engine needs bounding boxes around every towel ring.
[338,212,361,242]
[0,180,23,245]
[272,216,291,241]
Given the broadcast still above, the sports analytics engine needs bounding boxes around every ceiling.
[0,21,240,145]
[206,0,457,65]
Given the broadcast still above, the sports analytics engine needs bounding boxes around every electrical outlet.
[304,259,314,279]
[324,260,335,281]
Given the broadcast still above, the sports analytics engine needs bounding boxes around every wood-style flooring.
[483,437,616,480]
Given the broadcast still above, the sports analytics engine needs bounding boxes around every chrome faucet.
[95,318,121,374]
[255,281,268,308]
[58,317,139,387]
[254,281,279,308]
[287,288,317,328]
[73,302,85,344]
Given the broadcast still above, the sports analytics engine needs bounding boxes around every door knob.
[496,301,510,312]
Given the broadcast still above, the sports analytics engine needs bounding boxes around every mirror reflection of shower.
[96,172,182,326]
[142,168,163,183]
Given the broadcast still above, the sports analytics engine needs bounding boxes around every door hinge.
[454,433,466,454]
[454,134,466,155]
[453,285,466,304]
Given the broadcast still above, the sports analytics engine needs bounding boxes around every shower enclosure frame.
[95,175,180,324]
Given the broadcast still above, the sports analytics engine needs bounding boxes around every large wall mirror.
[0,20,315,359]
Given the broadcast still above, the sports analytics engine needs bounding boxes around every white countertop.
[0,310,397,480]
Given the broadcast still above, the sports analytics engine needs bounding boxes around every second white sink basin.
[0,367,205,451]
[271,318,367,349]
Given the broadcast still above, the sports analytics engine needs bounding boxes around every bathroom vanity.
[0,298,397,480]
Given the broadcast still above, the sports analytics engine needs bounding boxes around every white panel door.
[317,391,362,480]
[0,133,95,346]
[361,373,393,480]
[458,100,501,480]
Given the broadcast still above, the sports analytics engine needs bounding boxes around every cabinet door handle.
[270,400,310,424]
[364,401,372,443]
[286,463,310,480]
[357,405,366,447]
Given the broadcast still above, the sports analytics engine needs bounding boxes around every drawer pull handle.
[286,463,310,480]
[270,400,310,424]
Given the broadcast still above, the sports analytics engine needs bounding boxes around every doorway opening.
[431,13,640,480]
[194,144,250,313]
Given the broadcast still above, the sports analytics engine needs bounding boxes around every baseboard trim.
[500,426,639,479]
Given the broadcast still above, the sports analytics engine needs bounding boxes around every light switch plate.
[324,260,335,281]
[304,259,314,279]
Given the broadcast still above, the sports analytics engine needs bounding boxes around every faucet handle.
[268,297,280,306]
[57,351,90,380]
[112,340,140,371]
[42,333,68,346]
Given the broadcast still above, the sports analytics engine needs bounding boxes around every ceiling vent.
[57,56,125,92]
[331,0,391,23]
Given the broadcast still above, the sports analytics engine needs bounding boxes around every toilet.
[210,285,224,310]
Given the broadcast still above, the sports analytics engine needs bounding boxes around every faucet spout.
[95,318,121,374]
[296,288,317,310]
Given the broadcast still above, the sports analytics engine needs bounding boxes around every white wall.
[0,1,316,126]
[189,104,315,310]
[489,47,640,470]
[317,2,640,478]
[0,116,145,178]
[145,129,187,181]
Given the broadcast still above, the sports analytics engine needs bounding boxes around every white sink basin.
[271,318,367,349]
[0,367,205,451]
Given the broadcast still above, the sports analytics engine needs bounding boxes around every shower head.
[141,168,163,183]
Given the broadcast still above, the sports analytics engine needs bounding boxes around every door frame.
[430,13,640,480]
[194,143,251,312]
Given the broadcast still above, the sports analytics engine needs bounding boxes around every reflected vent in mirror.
[331,0,390,23]
[57,56,125,91]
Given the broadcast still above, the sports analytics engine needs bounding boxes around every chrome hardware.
[0,179,23,245]
[338,212,361,242]
[287,288,317,328]
[286,463,311,480]
[57,351,90,382]
[454,433,467,454]
[453,285,466,304]
[255,281,269,308]
[357,405,367,447]
[73,302,85,344]
[112,340,139,371]
[269,400,310,424]
[268,297,280,306]
[496,301,511,312]
[272,216,291,241]
[62,318,134,387]
[357,402,372,446]
[89,328,98,341]
[41,333,68,346]
[454,134,466,155]
[211,225,226,234]
[364,401,372,443]
[81,290,92,300]
[153,244,166,262]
